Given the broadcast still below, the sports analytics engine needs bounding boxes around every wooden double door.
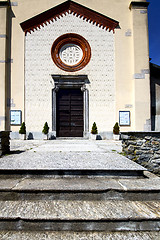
[56,88,84,137]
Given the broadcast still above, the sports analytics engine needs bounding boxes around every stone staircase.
[0,139,160,239]
[0,169,160,239]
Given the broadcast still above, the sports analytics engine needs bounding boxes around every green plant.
[91,122,98,134]
[42,122,49,135]
[19,122,26,134]
[113,122,120,135]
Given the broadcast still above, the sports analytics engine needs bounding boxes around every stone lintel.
[51,75,90,88]
[129,1,150,10]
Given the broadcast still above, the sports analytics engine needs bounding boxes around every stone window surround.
[51,33,91,72]
[52,75,89,137]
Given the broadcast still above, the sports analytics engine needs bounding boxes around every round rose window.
[51,33,91,72]
[59,44,83,66]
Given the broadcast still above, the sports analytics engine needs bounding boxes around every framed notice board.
[119,111,130,126]
[10,110,22,125]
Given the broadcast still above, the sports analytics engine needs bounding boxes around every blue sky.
[148,0,160,65]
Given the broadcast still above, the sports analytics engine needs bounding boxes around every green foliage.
[19,122,26,134]
[42,122,49,135]
[113,122,120,135]
[91,122,98,134]
[119,152,127,156]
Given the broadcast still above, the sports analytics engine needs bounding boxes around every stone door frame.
[51,75,89,137]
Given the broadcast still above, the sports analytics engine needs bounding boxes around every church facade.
[0,0,150,139]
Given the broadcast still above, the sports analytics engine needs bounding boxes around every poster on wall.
[119,111,130,126]
[10,110,22,125]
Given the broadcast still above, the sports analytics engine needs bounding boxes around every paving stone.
[0,200,159,220]
[6,176,159,192]
[2,139,136,173]
[0,231,159,240]
[118,178,160,191]
[0,151,145,171]
[0,178,24,190]
[13,178,123,191]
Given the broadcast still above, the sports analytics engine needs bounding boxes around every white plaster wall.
[25,13,115,133]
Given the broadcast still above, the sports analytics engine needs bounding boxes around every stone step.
[0,219,160,232]
[0,152,146,177]
[0,176,159,233]
[1,141,158,236]
[1,191,160,202]
[0,171,159,200]
[0,231,160,239]
[0,199,159,231]
[0,169,145,178]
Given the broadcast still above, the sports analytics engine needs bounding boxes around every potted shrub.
[19,122,26,140]
[42,122,49,140]
[113,122,120,140]
[90,122,98,140]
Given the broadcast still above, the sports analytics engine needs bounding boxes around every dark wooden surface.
[56,89,83,137]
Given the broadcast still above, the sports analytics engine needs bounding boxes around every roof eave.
[20,0,119,34]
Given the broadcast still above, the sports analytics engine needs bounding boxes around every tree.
[42,122,49,135]
[91,122,98,134]
[19,122,26,134]
[113,122,120,135]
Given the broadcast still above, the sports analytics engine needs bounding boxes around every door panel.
[56,89,83,137]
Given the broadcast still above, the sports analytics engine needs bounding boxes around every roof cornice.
[20,0,119,35]
[0,1,9,6]
[130,1,150,10]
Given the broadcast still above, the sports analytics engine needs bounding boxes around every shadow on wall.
[150,62,160,131]
[49,135,56,140]
[27,132,33,140]
[27,132,56,140]
[10,132,56,140]
[96,135,102,140]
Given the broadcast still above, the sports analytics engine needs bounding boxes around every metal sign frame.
[10,110,22,125]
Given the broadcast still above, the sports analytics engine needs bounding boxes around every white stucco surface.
[25,12,115,133]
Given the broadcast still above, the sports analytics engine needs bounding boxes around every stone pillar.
[52,86,59,134]
[130,1,150,131]
[81,85,89,137]
[0,1,9,131]
[0,131,10,156]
